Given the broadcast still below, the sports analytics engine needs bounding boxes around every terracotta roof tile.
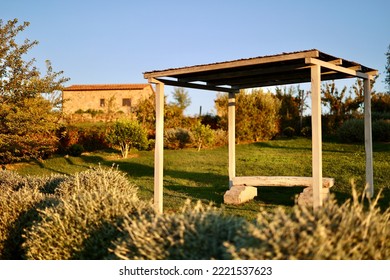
[64,84,150,91]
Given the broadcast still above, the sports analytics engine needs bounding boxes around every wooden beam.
[328,58,343,65]
[306,57,369,79]
[228,91,237,188]
[151,80,164,214]
[155,78,233,92]
[311,64,323,209]
[364,78,374,198]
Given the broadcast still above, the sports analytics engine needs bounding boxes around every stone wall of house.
[62,85,154,115]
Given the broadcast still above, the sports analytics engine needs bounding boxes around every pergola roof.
[144,49,378,92]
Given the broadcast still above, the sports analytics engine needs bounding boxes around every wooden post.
[152,80,164,213]
[364,78,374,198]
[228,91,236,188]
[311,64,322,209]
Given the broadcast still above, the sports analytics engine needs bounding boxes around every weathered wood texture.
[228,92,236,188]
[364,78,374,198]
[311,64,323,209]
[153,81,164,214]
[232,176,334,188]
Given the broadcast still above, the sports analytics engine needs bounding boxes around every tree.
[171,87,191,113]
[385,44,390,93]
[215,89,281,142]
[106,120,148,158]
[0,19,68,164]
[275,86,300,131]
[296,85,309,130]
[191,121,214,151]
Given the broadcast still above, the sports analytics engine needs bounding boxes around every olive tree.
[106,120,148,158]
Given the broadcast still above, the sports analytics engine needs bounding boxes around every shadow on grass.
[253,141,311,152]
[255,186,304,207]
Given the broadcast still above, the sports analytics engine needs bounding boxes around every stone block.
[297,187,330,207]
[224,185,257,205]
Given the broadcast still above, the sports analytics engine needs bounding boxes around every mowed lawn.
[11,138,390,220]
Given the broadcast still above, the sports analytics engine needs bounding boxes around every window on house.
[122,98,131,107]
[100,99,105,107]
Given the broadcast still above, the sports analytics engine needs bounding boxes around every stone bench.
[224,176,334,206]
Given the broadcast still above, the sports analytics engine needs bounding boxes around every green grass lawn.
[12,138,390,220]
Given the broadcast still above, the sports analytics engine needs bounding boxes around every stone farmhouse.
[62,84,154,115]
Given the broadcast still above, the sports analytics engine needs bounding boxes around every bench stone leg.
[297,187,330,207]
[224,185,257,205]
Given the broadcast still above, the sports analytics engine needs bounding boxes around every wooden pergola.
[144,49,378,213]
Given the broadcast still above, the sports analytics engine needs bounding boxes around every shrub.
[337,119,365,143]
[0,186,55,260]
[77,126,110,151]
[23,166,146,260]
[0,170,24,191]
[0,170,61,259]
[164,128,192,149]
[68,144,84,156]
[58,125,110,154]
[300,126,311,138]
[372,119,390,142]
[106,120,148,158]
[112,200,250,260]
[215,89,281,142]
[191,121,214,151]
[212,129,228,147]
[283,127,295,138]
[225,189,390,260]
[200,114,222,130]
[338,118,390,143]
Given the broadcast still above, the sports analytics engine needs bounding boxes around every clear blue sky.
[2,0,389,115]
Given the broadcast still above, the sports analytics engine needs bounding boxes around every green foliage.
[68,144,84,156]
[171,87,191,112]
[58,124,110,154]
[337,118,390,143]
[226,189,390,260]
[372,92,390,113]
[385,44,390,93]
[337,119,365,143]
[300,126,311,138]
[23,166,146,260]
[106,119,148,158]
[215,89,281,142]
[0,19,68,163]
[191,121,214,151]
[113,200,250,260]
[164,128,192,149]
[321,80,375,135]
[275,87,300,129]
[212,129,228,147]
[0,170,65,259]
[372,119,390,142]
[283,127,295,138]
[134,94,155,133]
[0,97,59,163]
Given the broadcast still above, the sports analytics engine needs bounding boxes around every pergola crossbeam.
[155,78,233,92]
[305,57,372,80]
